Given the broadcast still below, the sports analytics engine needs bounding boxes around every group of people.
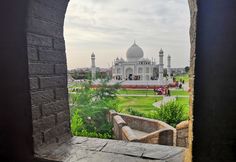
[153,86,170,96]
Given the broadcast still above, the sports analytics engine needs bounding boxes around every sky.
[64,0,190,70]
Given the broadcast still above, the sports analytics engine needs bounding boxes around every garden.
[69,80,189,139]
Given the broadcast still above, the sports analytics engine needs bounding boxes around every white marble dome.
[126,42,144,62]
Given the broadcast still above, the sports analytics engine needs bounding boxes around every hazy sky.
[64,0,190,70]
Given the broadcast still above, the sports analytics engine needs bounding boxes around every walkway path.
[182,82,189,91]
[153,96,176,108]
[117,94,159,97]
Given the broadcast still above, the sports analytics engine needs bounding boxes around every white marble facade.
[112,42,163,81]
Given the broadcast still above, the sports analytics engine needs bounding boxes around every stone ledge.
[35,137,185,162]
[176,121,189,130]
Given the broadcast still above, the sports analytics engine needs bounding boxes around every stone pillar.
[158,49,164,85]
[167,55,173,83]
[91,53,96,80]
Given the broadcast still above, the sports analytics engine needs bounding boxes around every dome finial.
[159,48,164,54]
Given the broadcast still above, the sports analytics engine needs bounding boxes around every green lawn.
[118,89,189,96]
[116,95,190,120]
[176,97,190,118]
[116,96,162,115]
[118,89,155,95]
[170,90,189,96]
[175,74,189,82]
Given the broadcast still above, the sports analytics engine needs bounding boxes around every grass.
[175,97,190,119]
[116,95,190,122]
[118,89,189,96]
[170,89,189,96]
[116,96,162,115]
[118,89,155,95]
[175,73,189,82]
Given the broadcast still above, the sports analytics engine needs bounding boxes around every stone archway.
[2,0,236,162]
[26,0,71,152]
[1,1,194,161]
[125,67,134,80]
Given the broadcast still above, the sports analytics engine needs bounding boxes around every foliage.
[185,66,190,73]
[70,79,120,138]
[154,101,188,127]
[175,97,190,119]
[68,69,111,80]
[127,107,145,116]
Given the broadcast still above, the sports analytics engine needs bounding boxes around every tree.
[184,66,190,73]
[70,79,120,137]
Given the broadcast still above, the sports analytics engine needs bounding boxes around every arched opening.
[3,0,236,162]
[64,0,191,152]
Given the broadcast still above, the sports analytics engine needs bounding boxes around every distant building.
[171,68,186,75]
[111,41,172,83]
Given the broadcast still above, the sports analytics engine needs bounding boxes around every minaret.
[167,55,173,83]
[167,55,171,78]
[158,49,164,85]
[91,52,96,80]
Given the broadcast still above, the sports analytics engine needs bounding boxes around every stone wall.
[187,0,197,161]
[26,0,71,150]
[108,110,175,146]
[176,121,189,147]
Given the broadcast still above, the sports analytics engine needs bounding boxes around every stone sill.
[34,137,185,162]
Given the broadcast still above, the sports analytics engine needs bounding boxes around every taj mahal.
[91,41,173,86]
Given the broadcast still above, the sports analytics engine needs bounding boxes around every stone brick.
[40,76,67,88]
[42,100,68,116]
[29,63,54,75]
[56,133,71,144]
[55,121,70,136]
[41,115,56,131]
[33,120,41,134]
[32,106,41,120]
[177,128,188,138]
[27,32,52,47]
[33,133,43,149]
[57,110,70,124]
[31,90,54,105]
[55,88,68,100]
[30,77,39,90]
[27,16,63,38]
[38,49,66,63]
[35,0,68,11]
[177,138,188,147]
[44,128,57,144]
[33,115,56,135]
[27,46,38,61]
[29,1,65,25]
[55,64,67,74]
[53,38,65,50]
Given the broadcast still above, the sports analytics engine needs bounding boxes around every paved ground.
[118,94,161,97]
[153,96,176,108]
[36,137,185,162]
[182,82,189,91]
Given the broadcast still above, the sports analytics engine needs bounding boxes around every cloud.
[64,0,190,69]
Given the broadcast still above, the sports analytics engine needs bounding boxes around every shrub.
[127,107,145,117]
[154,101,187,127]
[70,79,119,139]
